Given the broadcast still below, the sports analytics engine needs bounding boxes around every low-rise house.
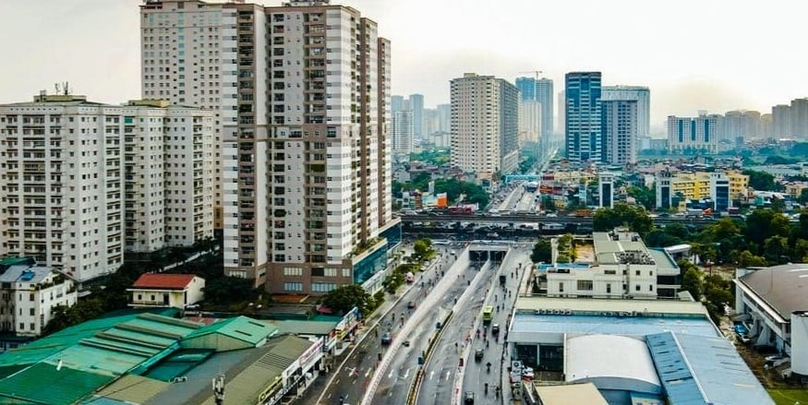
[0,258,77,339]
[128,273,204,309]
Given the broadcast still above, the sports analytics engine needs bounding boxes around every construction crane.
[518,70,544,80]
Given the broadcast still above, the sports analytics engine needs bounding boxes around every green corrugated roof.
[185,316,276,347]
[93,375,170,404]
[0,363,113,405]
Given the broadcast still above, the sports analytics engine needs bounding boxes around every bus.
[482,306,494,324]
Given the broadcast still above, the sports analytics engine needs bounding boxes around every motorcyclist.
[484,383,488,394]
[486,361,492,373]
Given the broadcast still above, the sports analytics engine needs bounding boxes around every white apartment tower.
[122,100,215,252]
[602,99,638,165]
[450,73,519,181]
[392,110,414,156]
[140,0,236,230]
[141,1,395,294]
[0,94,125,282]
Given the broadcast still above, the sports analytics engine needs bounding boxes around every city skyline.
[3,0,808,132]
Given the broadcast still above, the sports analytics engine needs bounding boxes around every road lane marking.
[429,370,434,380]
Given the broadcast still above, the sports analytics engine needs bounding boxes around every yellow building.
[784,182,808,199]
[657,170,749,211]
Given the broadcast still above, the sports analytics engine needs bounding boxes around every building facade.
[601,86,650,138]
[0,94,126,281]
[565,72,602,163]
[0,260,77,337]
[516,77,554,142]
[655,170,748,211]
[450,73,519,181]
[409,93,424,142]
[666,113,720,154]
[391,110,414,156]
[141,0,396,294]
[601,99,638,165]
[519,99,541,148]
[128,273,205,309]
[123,100,215,253]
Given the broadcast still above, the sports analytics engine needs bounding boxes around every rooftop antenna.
[54,82,70,96]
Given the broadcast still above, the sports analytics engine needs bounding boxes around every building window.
[283,267,303,276]
[606,284,612,294]
[558,282,564,293]
[284,282,303,292]
[576,280,593,291]
[635,285,640,291]
[635,270,640,276]
[29,308,34,316]
[138,294,142,301]
[649,285,654,291]
[324,268,337,277]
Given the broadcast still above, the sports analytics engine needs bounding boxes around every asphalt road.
[460,247,532,405]
[372,259,480,405]
[319,243,464,405]
[414,257,499,405]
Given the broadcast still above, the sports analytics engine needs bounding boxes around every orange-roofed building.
[128,273,205,309]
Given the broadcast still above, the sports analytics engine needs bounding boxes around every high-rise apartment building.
[518,99,541,147]
[392,110,414,156]
[0,94,125,282]
[450,73,519,181]
[390,95,405,114]
[0,93,216,282]
[723,110,762,142]
[409,94,424,141]
[140,0,234,231]
[141,0,396,294]
[791,98,808,139]
[436,104,450,134]
[666,113,720,154]
[565,72,602,162]
[601,100,638,165]
[122,100,215,253]
[772,104,792,138]
[601,86,650,138]
[515,77,554,143]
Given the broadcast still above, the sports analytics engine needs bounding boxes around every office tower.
[515,77,536,101]
[141,0,396,294]
[409,94,424,141]
[436,103,450,133]
[122,100,215,253]
[599,173,615,208]
[602,86,650,138]
[772,104,792,138]
[518,99,541,147]
[601,99,638,165]
[392,110,414,156]
[0,94,125,282]
[450,73,519,181]
[666,113,721,154]
[140,0,237,231]
[710,173,730,212]
[656,171,673,210]
[565,72,602,162]
[557,90,566,135]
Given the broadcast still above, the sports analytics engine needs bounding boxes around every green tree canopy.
[413,238,436,261]
[742,169,783,192]
[322,285,372,316]
[626,186,655,211]
[593,204,653,235]
[531,238,552,263]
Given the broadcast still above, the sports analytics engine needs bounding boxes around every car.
[464,391,475,404]
[474,349,484,361]
[407,301,416,309]
[381,332,392,345]
[492,324,500,336]
[402,340,411,347]
[734,324,749,336]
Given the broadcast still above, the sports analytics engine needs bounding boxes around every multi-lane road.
[414,244,532,405]
[317,243,465,405]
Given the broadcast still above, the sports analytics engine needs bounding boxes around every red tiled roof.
[132,273,196,290]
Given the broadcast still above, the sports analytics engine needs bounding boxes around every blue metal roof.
[510,314,720,342]
[647,332,774,405]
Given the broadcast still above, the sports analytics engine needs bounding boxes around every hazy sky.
[2,0,807,133]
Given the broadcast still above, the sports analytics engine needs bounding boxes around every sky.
[2,0,808,134]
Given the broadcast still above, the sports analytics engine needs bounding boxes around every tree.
[744,209,790,253]
[626,186,655,211]
[737,250,768,268]
[593,203,653,235]
[770,197,786,213]
[322,285,372,316]
[204,277,258,306]
[763,235,789,264]
[413,238,436,261]
[742,169,783,192]
[679,262,703,300]
[531,239,552,263]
